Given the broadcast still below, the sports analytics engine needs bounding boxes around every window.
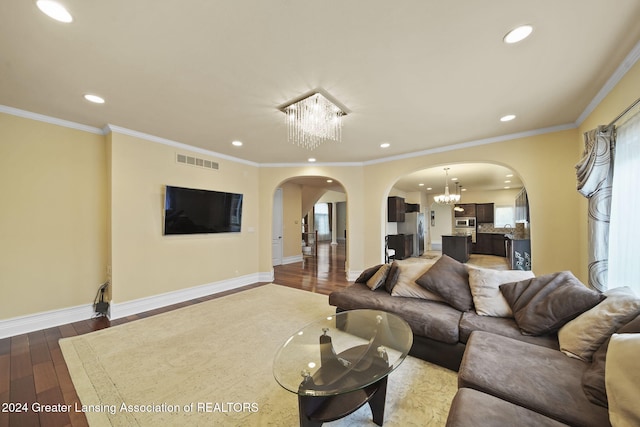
[314,203,331,241]
[608,110,640,295]
[494,205,515,227]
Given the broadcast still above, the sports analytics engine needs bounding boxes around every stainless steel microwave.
[455,217,476,228]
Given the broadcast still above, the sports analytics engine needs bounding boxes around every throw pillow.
[559,287,640,361]
[384,261,401,293]
[390,259,444,302]
[605,334,640,427]
[366,264,390,291]
[415,255,473,311]
[467,266,535,317]
[499,271,605,336]
[355,264,382,283]
[582,312,640,408]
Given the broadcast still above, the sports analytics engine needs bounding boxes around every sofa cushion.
[415,254,473,312]
[446,388,570,427]
[366,263,390,290]
[559,286,640,361]
[459,311,559,349]
[605,333,640,427]
[458,331,611,427]
[384,261,401,293]
[499,271,605,335]
[355,264,382,283]
[329,282,461,344]
[582,313,640,408]
[390,259,444,302]
[466,266,535,317]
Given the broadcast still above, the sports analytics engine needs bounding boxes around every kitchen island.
[442,234,472,263]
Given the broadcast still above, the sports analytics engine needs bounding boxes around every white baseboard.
[282,255,303,265]
[346,270,360,282]
[0,272,274,338]
[0,304,94,339]
[110,272,272,320]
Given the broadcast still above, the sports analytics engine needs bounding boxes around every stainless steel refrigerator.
[397,212,425,256]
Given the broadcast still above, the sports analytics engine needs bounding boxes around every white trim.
[363,123,576,166]
[576,39,640,126]
[260,161,364,168]
[0,272,275,338]
[104,124,259,167]
[109,272,271,320]
[346,270,360,282]
[0,105,105,135]
[282,254,304,265]
[0,304,95,339]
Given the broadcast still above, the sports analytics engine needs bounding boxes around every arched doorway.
[271,176,349,293]
[388,163,531,270]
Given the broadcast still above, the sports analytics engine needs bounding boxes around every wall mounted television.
[163,186,243,235]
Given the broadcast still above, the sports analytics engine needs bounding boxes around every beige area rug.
[60,284,457,426]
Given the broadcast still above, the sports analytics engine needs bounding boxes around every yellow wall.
[1,56,638,321]
[108,132,260,303]
[0,114,107,318]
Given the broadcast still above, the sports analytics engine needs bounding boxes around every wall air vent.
[176,153,219,171]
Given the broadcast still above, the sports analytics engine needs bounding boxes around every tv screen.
[163,186,243,235]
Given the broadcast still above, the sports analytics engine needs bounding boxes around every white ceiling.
[2,0,640,169]
[393,163,523,194]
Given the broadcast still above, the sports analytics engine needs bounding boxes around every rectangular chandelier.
[280,91,347,150]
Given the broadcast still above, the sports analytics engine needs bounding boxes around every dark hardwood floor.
[0,242,348,427]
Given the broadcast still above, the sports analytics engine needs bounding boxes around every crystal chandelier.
[434,168,461,205]
[280,92,346,150]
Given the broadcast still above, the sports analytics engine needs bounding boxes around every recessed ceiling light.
[504,25,533,44]
[461,188,467,192]
[426,187,432,191]
[506,174,513,177]
[84,94,105,104]
[419,183,424,187]
[500,114,516,122]
[308,158,316,163]
[36,0,73,23]
[326,179,333,183]
[504,186,511,189]
[504,180,511,183]
[232,140,243,147]
[380,142,390,148]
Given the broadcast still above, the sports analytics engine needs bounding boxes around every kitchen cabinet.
[476,203,494,224]
[443,235,472,263]
[405,203,420,213]
[388,197,405,222]
[454,203,476,218]
[474,233,506,257]
[387,234,413,260]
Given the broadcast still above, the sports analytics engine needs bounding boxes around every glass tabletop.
[273,309,413,396]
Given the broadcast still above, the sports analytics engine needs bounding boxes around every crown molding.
[104,124,259,167]
[575,38,640,126]
[0,105,105,135]
[362,123,576,166]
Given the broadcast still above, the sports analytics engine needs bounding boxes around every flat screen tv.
[163,186,243,235]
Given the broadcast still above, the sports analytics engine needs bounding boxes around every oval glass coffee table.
[273,309,413,426]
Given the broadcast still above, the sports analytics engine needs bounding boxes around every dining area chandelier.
[280,91,346,150]
[434,168,461,205]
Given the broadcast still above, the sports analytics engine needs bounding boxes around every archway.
[387,162,531,270]
[272,176,348,269]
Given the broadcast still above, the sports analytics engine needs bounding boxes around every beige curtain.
[575,126,615,291]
